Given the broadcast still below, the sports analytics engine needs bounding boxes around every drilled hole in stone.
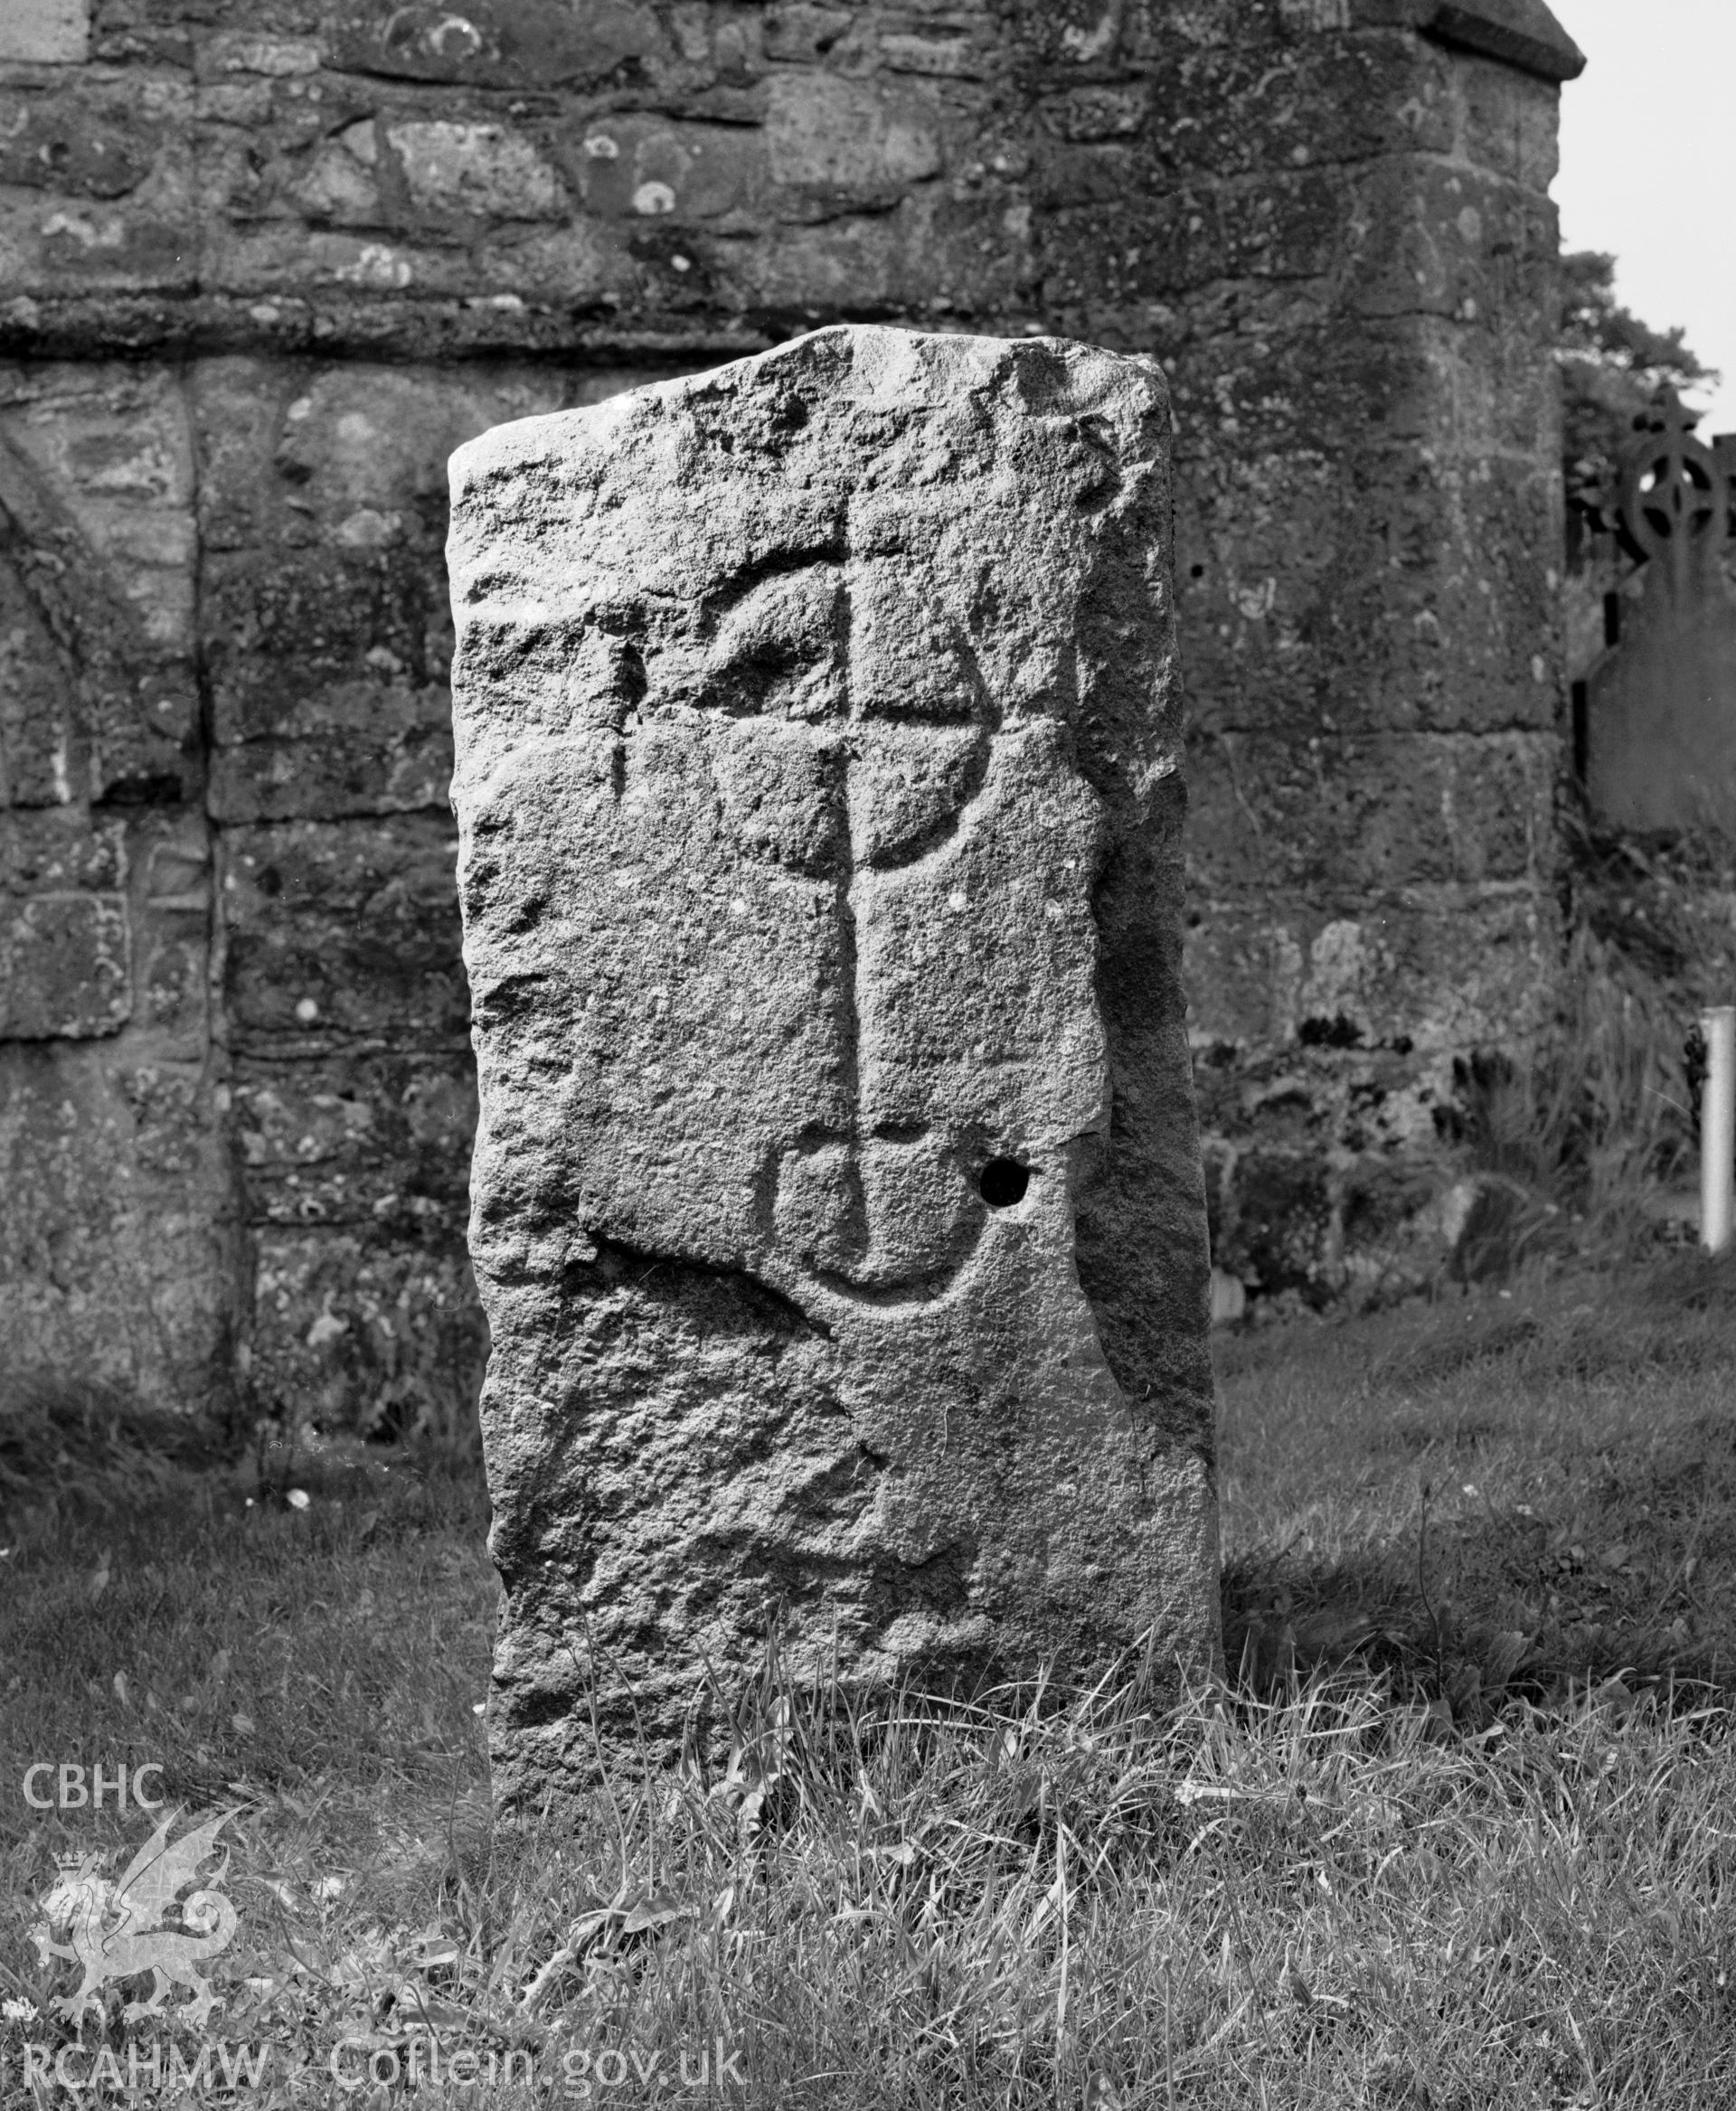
[978,1157,1031,1209]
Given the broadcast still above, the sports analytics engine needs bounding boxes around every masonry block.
[448,325,1222,1796]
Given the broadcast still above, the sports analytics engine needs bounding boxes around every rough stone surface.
[2,0,1576,1421]
[448,325,1221,1790]
[0,1,90,68]
[0,360,233,1411]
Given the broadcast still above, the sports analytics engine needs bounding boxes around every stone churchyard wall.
[0,0,1580,1428]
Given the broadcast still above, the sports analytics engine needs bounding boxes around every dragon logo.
[31,1806,238,2028]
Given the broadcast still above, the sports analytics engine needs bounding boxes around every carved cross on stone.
[751,580,1101,1307]
[448,325,1221,1805]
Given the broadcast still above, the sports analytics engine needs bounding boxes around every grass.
[1458,814,1736,1248]
[4,1253,1736,2106]
[1218,1250,1736,1711]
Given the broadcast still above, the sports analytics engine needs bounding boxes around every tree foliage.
[1559,250,1720,504]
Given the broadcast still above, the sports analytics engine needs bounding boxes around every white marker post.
[1701,1006,1736,1254]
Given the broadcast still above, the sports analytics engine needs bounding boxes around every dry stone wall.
[0,0,1580,1423]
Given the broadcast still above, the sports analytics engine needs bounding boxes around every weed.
[1450,815,1736,1261]
[2,1252,1734,2105]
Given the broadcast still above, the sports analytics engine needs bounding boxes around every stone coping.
[1416,0,1586,82]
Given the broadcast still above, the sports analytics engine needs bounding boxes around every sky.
[1550,0,1736,439]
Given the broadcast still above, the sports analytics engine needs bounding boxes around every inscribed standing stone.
[447,325,1220,1805]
